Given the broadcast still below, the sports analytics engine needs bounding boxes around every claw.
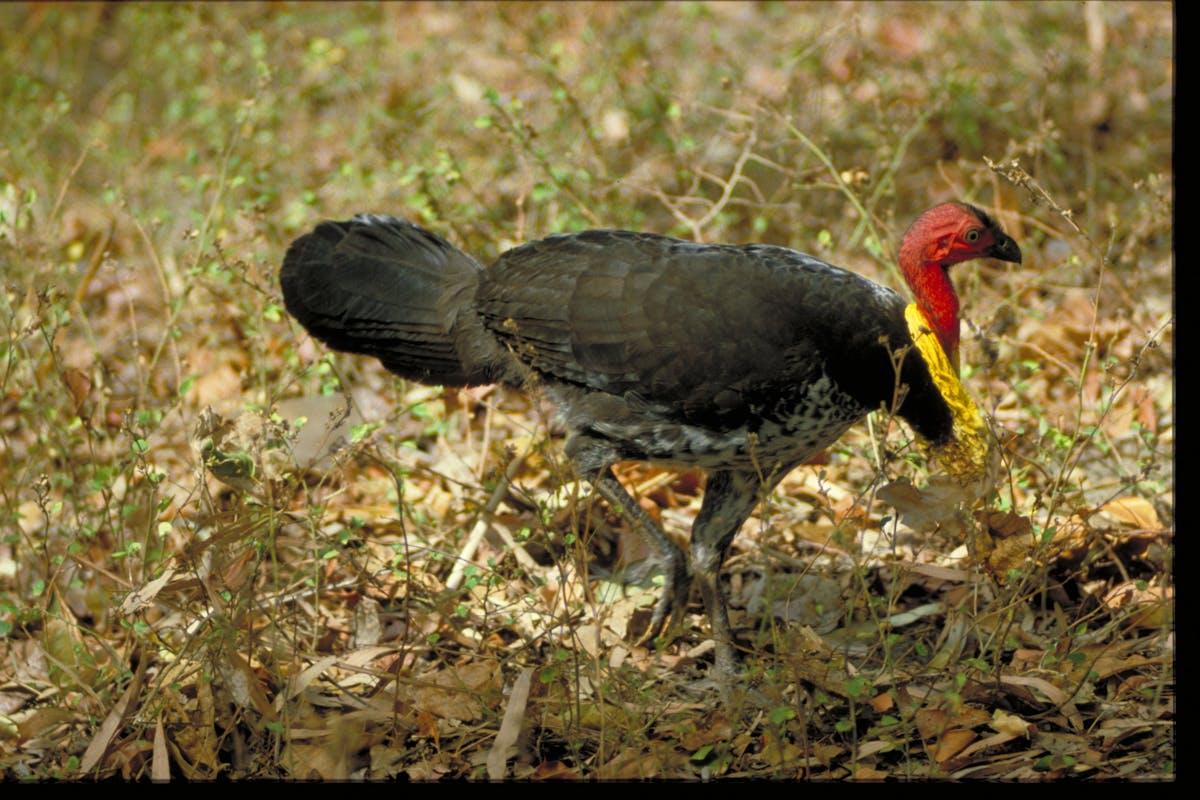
[636,555,692,647]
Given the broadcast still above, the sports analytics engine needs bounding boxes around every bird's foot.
[634,552,692,649]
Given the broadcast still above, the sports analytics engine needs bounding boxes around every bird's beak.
[986,232,1022,265]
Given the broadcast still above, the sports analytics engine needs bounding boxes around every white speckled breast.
[562,369,868,472]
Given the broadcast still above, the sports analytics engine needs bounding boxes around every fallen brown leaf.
[1098,496,1162,530]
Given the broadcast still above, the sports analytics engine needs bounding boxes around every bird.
[279,202,1021,680]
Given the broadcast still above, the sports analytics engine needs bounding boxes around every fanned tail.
[281,215,507,386]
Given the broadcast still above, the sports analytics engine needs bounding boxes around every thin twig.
[446,446,534,591]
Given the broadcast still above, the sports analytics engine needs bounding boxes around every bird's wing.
[478,231,913,428]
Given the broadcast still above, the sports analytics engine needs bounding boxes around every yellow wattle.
[904,303,990,487]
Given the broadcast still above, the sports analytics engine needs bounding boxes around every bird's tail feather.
[281,215,506,386]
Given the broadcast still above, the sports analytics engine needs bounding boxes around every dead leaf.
[990,709,1035,738]
[955,730,1021,762]
[856,739,893,759]
[868,692,894,713]
[282,716,366,780]
[853,764,891,780]
[999,674,1071,706]
[879,476,972,533]
[532,760,584,780]
[933,728,978,763]
[1090,652,1170,682]
[79,653,146,774]
[218,648,278,721]
[978,509,1033,539]
[188,363,244,408]
[1130,384,1159,433]
[119,568,176,615]
[600,752,656,780]
[917,706,991,740]
[42,616,98,690]
[487,667,533,779]
[416,709,439,743]
[1098,496,1162,530]
[1103,581,1173,629]
[157,658,220,778]
[407,660,501,722]
[61,367,92,415]
[351,596,383,648]
[152,717,170,782]
[15,707,76,740]
[284,655,340,700]
[678,711,735,750]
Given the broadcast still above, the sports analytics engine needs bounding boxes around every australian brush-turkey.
[280,202,1021,678]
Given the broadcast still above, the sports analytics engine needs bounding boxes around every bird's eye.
[965,228,981,243]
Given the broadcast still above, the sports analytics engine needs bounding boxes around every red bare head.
[898,202,1022,364]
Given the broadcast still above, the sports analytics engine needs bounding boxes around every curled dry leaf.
[878,476,974,534]
[976,509,1033,540]
[990,708,1035,738]
[1103,580,1173,629]
[61,367,92,415]
[976,511,1094,579]
[1098,496,1162,530]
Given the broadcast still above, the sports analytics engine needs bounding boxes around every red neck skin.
[907,260,960,363]
[899,210,967,367]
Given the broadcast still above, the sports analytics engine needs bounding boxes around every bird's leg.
[689,469,771,679]
[591,468,691,645]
